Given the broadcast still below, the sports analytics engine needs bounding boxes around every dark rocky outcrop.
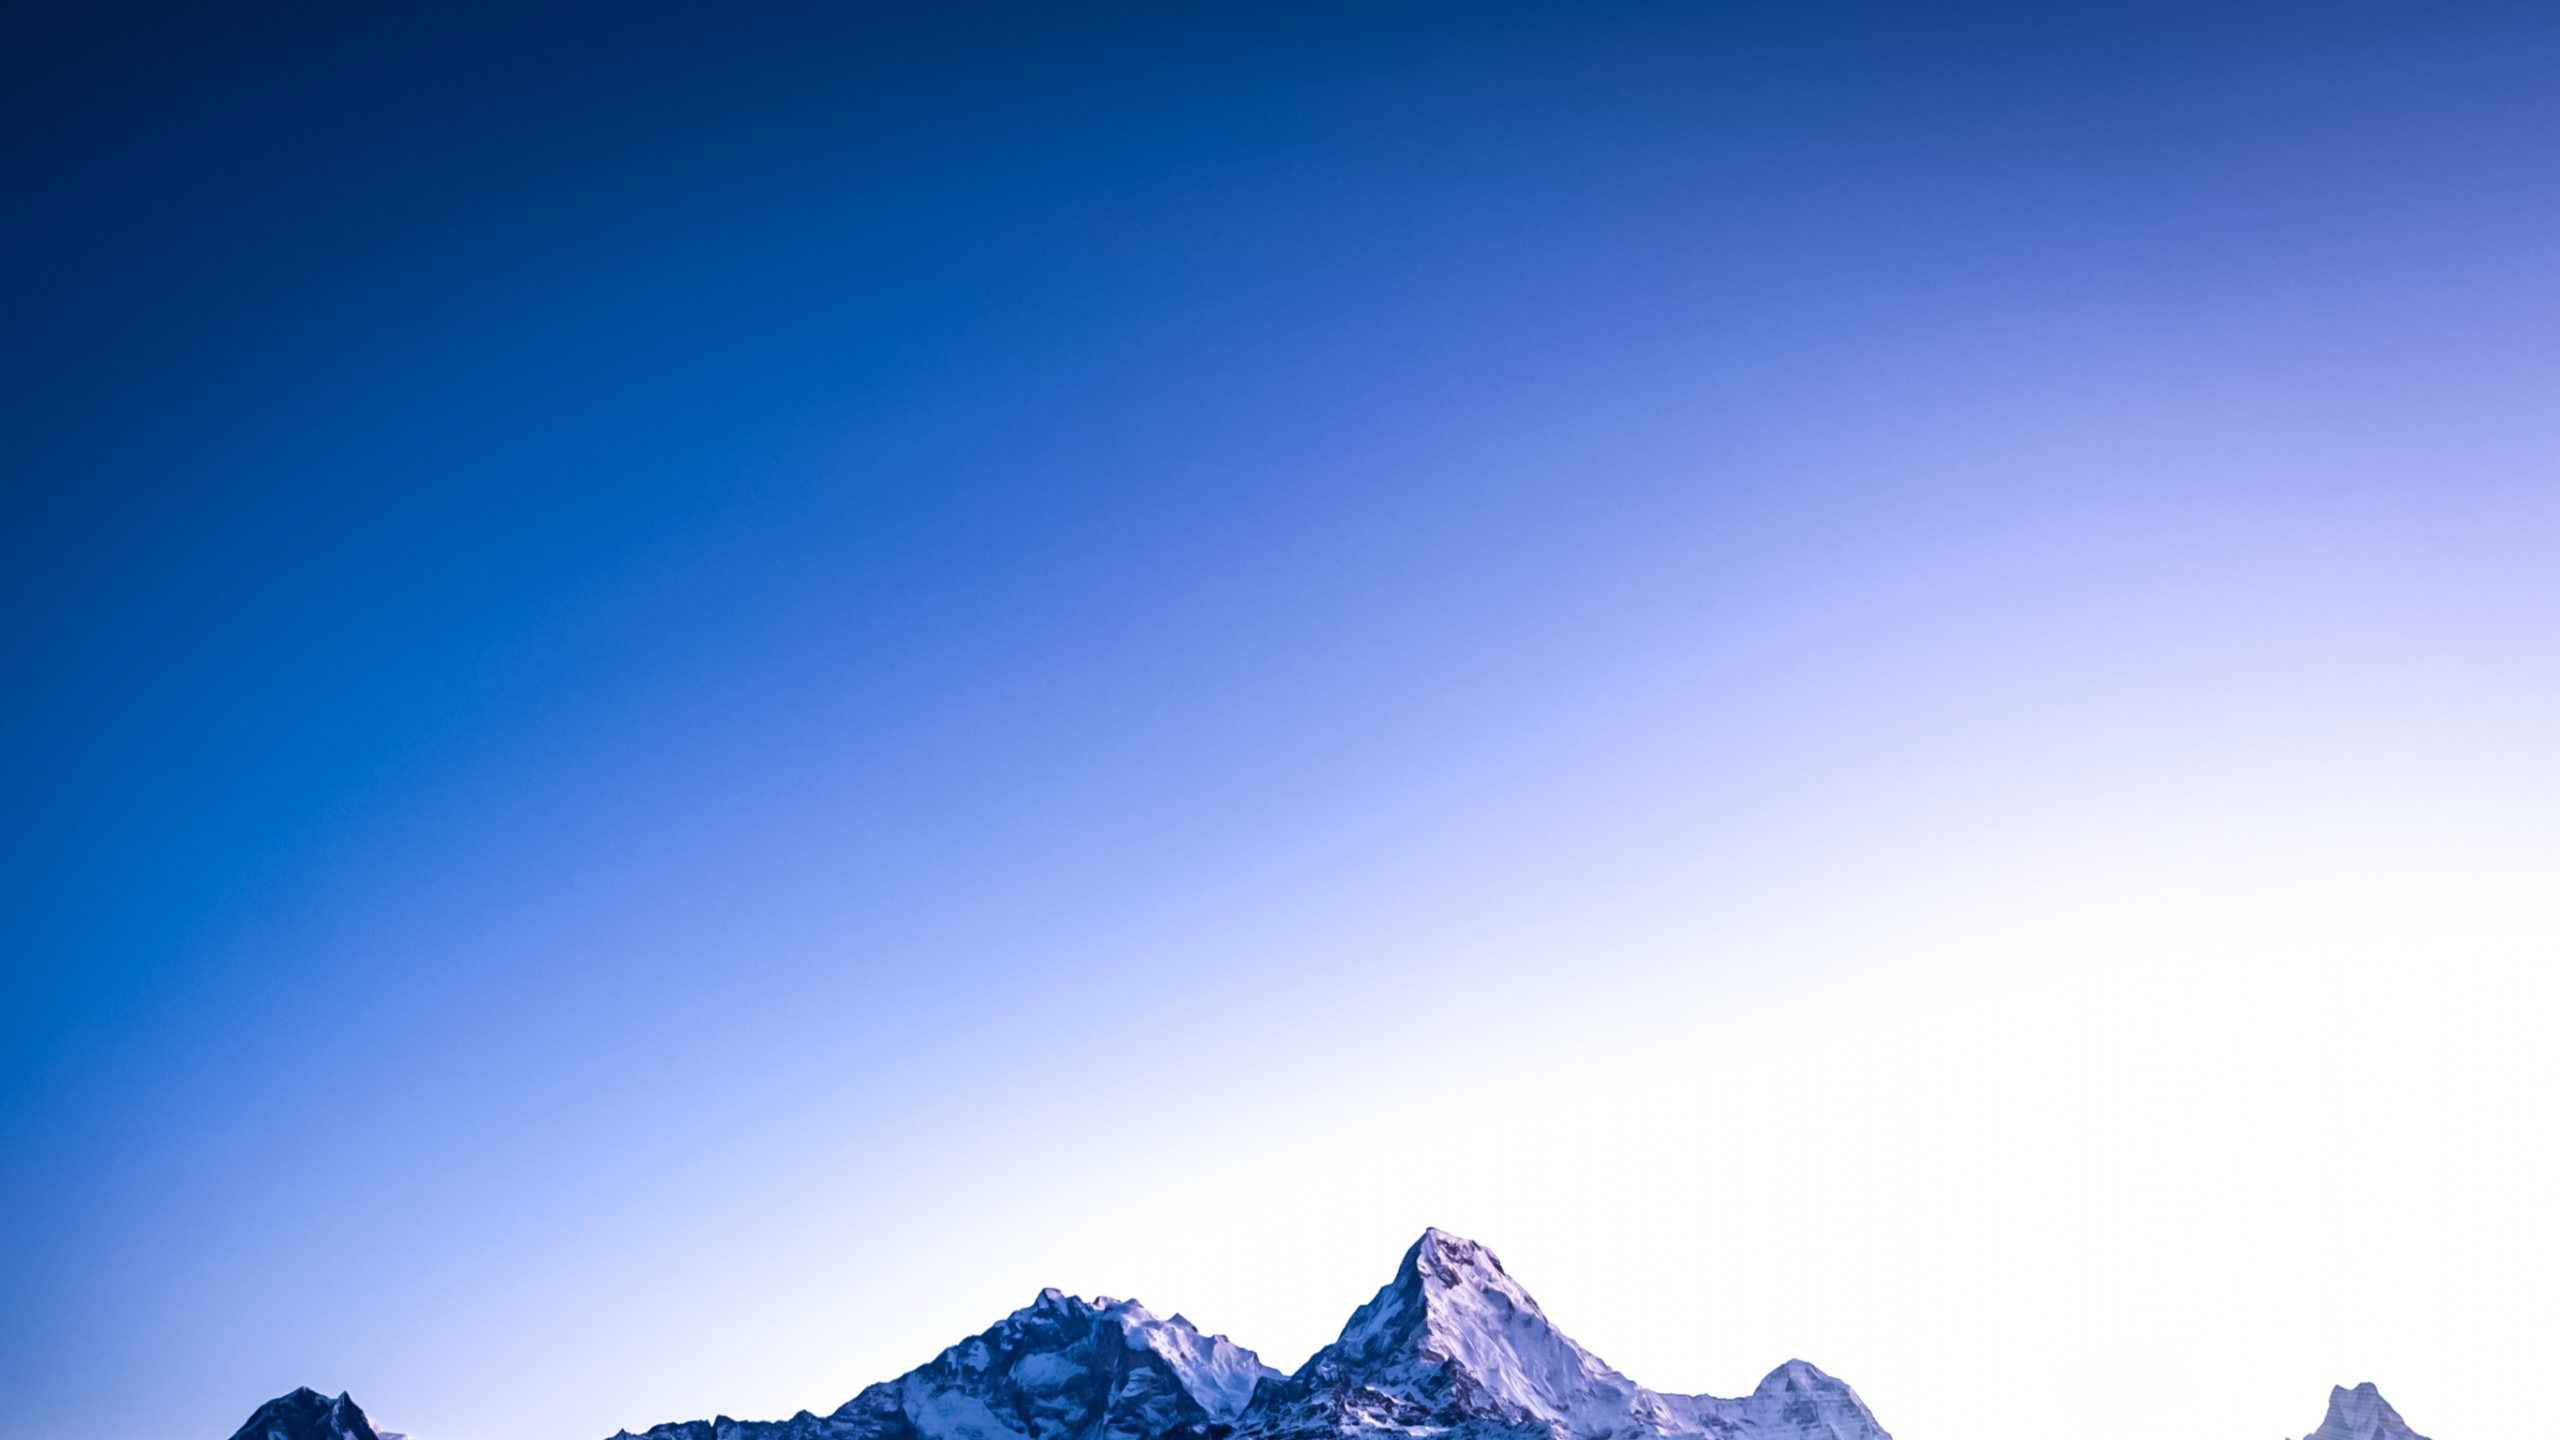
[227,1389,383,1440]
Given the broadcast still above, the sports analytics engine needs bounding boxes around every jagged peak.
[882,1282,1276,1428]
[1409,1229,1515,1284]
[1117,1302,1280,1423]
[226,1388,382,1440]
[1261,1234,1892,1440]
[1289,1228,1636,1432]
[997,1287,1260,1349]
[2304,1383,2432,1440]
[1344,1228,1583,1353]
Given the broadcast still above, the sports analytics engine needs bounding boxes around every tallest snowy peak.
[1271,1229,1638,1435]
[1348,1229,1607,1387]
[1406,1230,1521,1293]
[1241,1230,1892,1440]
[1375,1228,1583,1350]
[1414,1227,1495,1268]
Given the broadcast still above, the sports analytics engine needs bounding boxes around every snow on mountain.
[1237,1229,1890,1440]
[217,1246,2446,1440]
[226,1389,384,1440]
[611,1230,1887,1440]
[1127,1305,1278,1423]
[615,1289,1278,1440]
[2293,1384,2433,1440]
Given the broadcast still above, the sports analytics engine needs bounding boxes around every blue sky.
[6,6,2557,1440]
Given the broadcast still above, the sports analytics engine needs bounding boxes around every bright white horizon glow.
[328,398,2558,1440]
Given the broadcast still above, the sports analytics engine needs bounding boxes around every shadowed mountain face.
[612,1230,1892,1440]
[2298,1384,2432,1440]
[226,1390,382,1440]
[617,1290,1278,1440]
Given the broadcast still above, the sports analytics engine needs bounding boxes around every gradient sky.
[6,5,2557,1440]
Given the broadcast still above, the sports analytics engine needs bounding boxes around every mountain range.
[219,1228,2440,1440]
[618,1229,1883,1440]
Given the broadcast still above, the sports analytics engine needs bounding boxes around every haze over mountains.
[221,1231,2437,1440]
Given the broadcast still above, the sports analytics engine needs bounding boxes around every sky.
[4,4,2557,1440]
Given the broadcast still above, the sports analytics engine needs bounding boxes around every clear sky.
[5,5,2555,1440]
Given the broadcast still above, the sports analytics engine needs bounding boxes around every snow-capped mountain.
[1239,1229,1887,1440]
[211,1260,2445,1440]
[617,1289,1278,1440]
[2293,1384,2432,1440]
[617,1229,1890,1440]
[226,1389,384,1440]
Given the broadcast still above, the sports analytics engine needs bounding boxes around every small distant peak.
[2308,1382,2431,1440]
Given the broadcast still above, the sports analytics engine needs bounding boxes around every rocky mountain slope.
[2295,1384,2432,1440]
[1236,1229,1882,1440]
[615,1229,1890,1440]
[225,1389,385,1440]
[620,1288,1273,1440]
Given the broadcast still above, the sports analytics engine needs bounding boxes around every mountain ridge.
[614,1229,1890,1440]
[209,1277,2447,1440]
[617,1288,1273,1440]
